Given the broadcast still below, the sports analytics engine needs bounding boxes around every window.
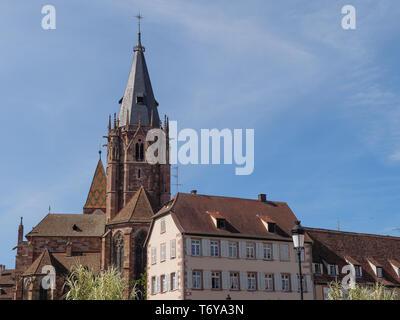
[216,219,226,229]
[279,244,289,261]
[230,272,239,290]
[297,274,307,292]
[161,275,167,293]
[151,247,156,264]
[355,265,362,278]
[264,274,274,291]
[170,239,176,259]
[137,168,141,179]
[376,267,383,279]
[112,232,124,273]
[191,239,201,256]
[136,95,144,104]
[192,271,202,289]
[151,277,156,295]
[228,242,237,258]
[135,141,144,161]
[171,273,177,291]
[160,220,166,233]
[210,241,219,257]
[160,243,166,262]
[313,263,322,275]
[295,249,305,262]
[211,272,221,290]
[246,243,255,259]
[281,274,290,292]
[263,243,272,260]
[247,272,257,290]
[329,265,337,277]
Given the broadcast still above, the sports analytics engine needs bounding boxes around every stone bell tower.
[105,27,170,222]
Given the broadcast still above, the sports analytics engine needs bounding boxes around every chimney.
[258,194,267,202]
[66,242,72,257]
[191,190,197,195]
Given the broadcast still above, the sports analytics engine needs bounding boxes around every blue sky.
[1,0,400,268]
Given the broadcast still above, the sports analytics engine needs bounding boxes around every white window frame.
[210,241,219,257]
[211,272,221,290]
[247,272,256,290]
[151,276,156,295]
[263,243,272,260]
[192,271,202,289]
[191,239,201,256]
[313,263,322,275]
[246,243,255,259]
[355,265,362,278]
[281,274,290,292]
[228,242,237,258]
[264,273,274,291]
[229,272,239,290]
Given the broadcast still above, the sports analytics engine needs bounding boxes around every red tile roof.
[27,214,106,237]
[154,192,309,242]
[83,159,106,212]
[306,227,400,287]
[109,186,154,225]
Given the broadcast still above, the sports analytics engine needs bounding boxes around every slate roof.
[118,33,160,127]
[27,214,106,237]
[153,192,309,242]
[83,159,106,211]
[306,227,400,287]
[23,249,101,276]
[109,186,154,225]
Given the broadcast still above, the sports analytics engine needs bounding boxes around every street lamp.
[291,220,305,300]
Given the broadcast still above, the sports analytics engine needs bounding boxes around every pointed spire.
[99,149,102,161]
[108,115,111,132]
[118,17,160,127]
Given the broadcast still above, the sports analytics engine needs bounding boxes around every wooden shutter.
[149,277,153,295]
[274,273,281,291]
[272,244,278,260]
[306,275,312,292]
[176,270,180,289]
[221,240,228,257]
[166,273,170,291]
[291,274,298,292]
[239,241,246,259]
[186,238,191,256]
[239,272,247,290]
[256,243,263,259]
[257,272,264,290]
[202,239,210,256]
[187,269,192,289]
[222,271,229,290]
[156,276,160,294]
[203,270,211,289]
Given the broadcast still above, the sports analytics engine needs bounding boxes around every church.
[10,27,170,300]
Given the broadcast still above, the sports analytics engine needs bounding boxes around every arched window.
[135,139,144,162]
[112,232,124,274]
[138,168,141,179]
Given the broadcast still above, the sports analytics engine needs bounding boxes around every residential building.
[145,192,314,300]
[306,228,400,300]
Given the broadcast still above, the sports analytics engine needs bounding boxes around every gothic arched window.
[135,139,144,162]
[112,232,124,274]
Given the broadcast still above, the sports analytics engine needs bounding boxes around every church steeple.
[118,16,160,127]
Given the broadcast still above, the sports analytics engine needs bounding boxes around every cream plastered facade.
[147,213,315,300]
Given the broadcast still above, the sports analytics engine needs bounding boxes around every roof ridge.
[180,192,286,204]
[305,227,400,240]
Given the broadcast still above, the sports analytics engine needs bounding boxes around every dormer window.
[355,265,362,278]
[376,267,383,279]
[216,218,226,229]
[259,215,276,233]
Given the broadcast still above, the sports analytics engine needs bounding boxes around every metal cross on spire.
[134,13,145,51]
